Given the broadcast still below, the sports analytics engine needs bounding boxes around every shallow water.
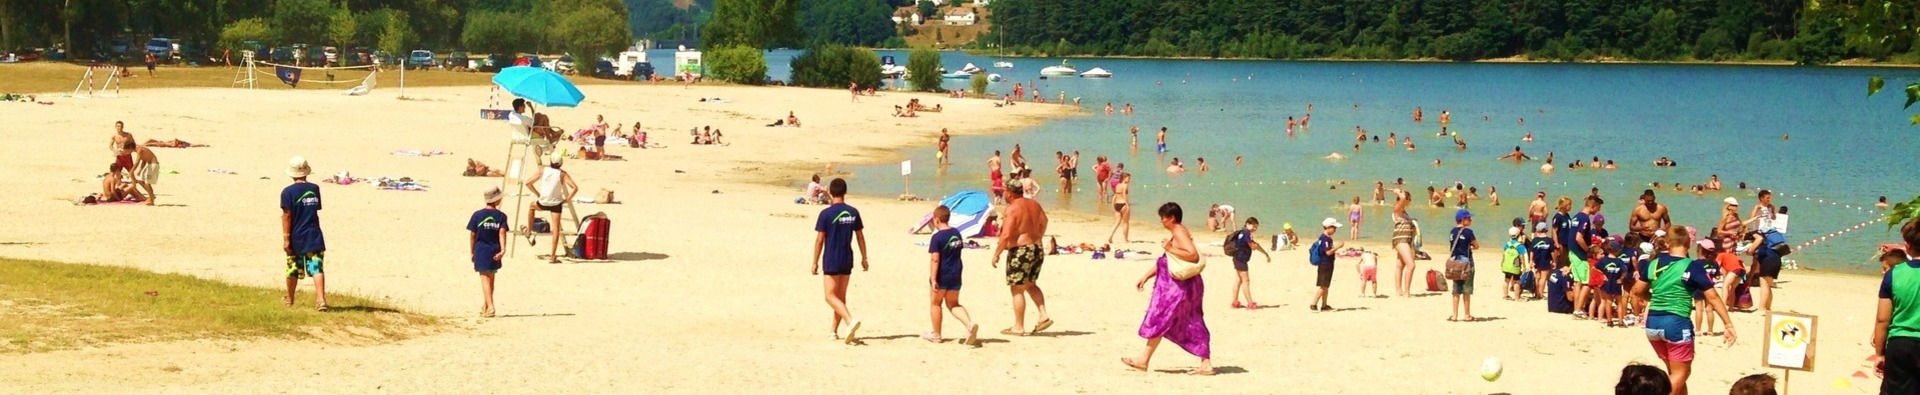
[831,52,1918,275]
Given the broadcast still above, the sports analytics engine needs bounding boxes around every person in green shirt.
[1873,218,1920,394]
[1630,225,1736,395]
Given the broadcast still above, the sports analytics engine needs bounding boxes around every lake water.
[815,51,1918,275]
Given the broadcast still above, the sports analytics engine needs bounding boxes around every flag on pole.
[276,66,302,87]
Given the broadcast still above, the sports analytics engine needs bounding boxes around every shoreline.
[0,82,1894,394]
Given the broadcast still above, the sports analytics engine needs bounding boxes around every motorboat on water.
[958,63,983,74]
[992,61,1014,69]
[1039,60,1076,76]
[1079,67,1113,78]
[988,73,1004,82]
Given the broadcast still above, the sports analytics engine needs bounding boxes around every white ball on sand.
[1481,357,1502,382]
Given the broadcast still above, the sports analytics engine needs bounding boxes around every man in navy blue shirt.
[280,156,329,311]
[812,179,868,344]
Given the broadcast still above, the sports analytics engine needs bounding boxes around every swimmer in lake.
[1498,146,1533,162]
[1325,153,1348,160]
[1167,158,1185,174]
[1523,132,1533,142]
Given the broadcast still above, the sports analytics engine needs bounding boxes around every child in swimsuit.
[1348,197,1364,241]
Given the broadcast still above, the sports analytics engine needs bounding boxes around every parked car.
[592,60,616,79]
[479,53,515,72]
[632,61,656,80]
[270,47,295,63]
[144,37,172,61]
[408,50,435,69]
[447,51,470,70]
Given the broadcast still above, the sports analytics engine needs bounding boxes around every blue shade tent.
[492,66,585,107]
[916,190,993,237]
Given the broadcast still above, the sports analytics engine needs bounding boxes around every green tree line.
[987,0,1919,65]
[1,0,641,60]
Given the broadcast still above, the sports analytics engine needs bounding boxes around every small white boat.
[881,64,907,77]
[988,73,1004,82]
[943,71,974,79]
[1079,67,1113,78]
[992,61,1014,69]
[959,63,983,74]
[1039,60,1077,76]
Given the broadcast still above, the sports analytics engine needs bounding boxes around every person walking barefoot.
[1123,202,1214,376]
[926,205,980,346]
[468,187,509,317]
[1108,172,1132,244]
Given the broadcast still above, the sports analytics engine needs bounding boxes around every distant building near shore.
[944,8,976,25]
[892,8,924,25]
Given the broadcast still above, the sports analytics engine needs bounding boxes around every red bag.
[1425,269,1447,292]
[581,216,610,260]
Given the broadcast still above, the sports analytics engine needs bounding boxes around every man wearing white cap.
[524,151,577,264]
[280,156,329,311]
[1308,218,1346,311]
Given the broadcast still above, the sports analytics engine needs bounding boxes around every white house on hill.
[891,8,923,25]
[944,8,976,25]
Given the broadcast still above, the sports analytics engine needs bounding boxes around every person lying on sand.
[921,104,943,113]
[144,139,206,148]
[465,159,505,177]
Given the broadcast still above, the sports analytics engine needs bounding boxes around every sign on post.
[1762,311,1818,371]
[900,160,912,196]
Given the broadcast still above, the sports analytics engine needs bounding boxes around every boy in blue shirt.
[1309,218,1344,311]
[1529,222,1555,300]
[279,156,329,311]
[1597,241,1627,327]
[1447,209,1479,322]
[926,205,979,346]
[1230,217,1272,310]
[469,187,509,318]
[812,178,868,344]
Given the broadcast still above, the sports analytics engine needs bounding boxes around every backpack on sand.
[1425,270,1447,292]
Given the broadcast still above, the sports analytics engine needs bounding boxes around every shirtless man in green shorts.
[993,182,1054,336]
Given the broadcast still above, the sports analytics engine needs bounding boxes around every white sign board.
[1762,311,1817,371]
[901,160,912,176]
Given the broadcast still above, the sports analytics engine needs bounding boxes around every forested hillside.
[988,0,1904,64]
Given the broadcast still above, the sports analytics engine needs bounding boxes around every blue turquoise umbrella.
[491,66,585,107]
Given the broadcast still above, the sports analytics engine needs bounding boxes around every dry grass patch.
[0,258,436,353]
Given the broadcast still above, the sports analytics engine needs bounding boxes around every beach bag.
[1223,230,1247,258]
[1169,256,1206,280]
[570,233,587,258]
[1445,257,1473,281]
[1425,270,1446,292]
[1519,270,1537,292]
[1444,229,1473,281]
[531,218,552,234]
[581,215,610,260]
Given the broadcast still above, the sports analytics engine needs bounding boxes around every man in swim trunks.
[987,151,1004,200]
[130,142,159,206]
[110,121,135,178]
[1630,190,1672,241]
[1130,126,1140,149]
[1498,146,1533,162]
[1068,151,1080,183]
[1011,144,1027,175]
[1156,127,1168,153]
[1528,192,1549,228]
[992,182,1054,335]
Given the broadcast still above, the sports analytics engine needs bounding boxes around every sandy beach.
[0,82,1890,394]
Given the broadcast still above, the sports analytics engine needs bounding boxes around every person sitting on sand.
[788,112,801,127]
[96,163,145,203]
[804,174,828,204]
[1123,202,1215,376]
[465,159,506,177]
[894,105,918,118]
[143,139,206,148]
[1498,146,1533,162]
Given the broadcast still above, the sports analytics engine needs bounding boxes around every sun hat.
[1283,223,1293,231]
[1322,218,1342,228]
[483,186,504,205]
[286,156,311,178]
[1455,209,1472,222]
[549,151,566,166]
[1724,197,1739,206]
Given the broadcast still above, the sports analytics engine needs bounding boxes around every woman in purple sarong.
[1122,202,1215,376]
